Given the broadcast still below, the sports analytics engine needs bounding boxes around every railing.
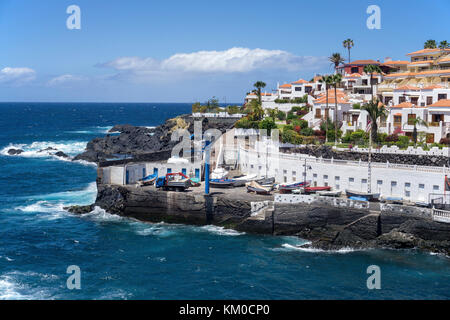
[432,207,450,223]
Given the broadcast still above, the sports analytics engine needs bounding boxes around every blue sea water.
[0,102,449,300]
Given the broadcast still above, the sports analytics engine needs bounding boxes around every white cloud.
[0,67,36,85]
[100,47,327,80]
[47,74,86,87]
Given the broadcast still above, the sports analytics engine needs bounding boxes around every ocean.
[0,102,449,300]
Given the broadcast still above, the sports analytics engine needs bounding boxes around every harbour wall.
[90,184,450,255]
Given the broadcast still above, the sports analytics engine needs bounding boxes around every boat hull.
[345,190,380,201]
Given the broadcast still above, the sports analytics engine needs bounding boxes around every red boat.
[303,186,331,194]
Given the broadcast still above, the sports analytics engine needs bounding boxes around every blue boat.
[210,178,236,188]
[138,173,158,186]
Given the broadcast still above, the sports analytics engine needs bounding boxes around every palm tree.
[319,75,334,142]
[331,73,343,145]
[363,64,382,101]
[439,40,450,49]
[329,53,345,73]
[424,39,437,49]
[253,81,266,104]
[266,108,278,120]
[249,99,264,121]
[361,100,386,144]
[408,116,428,146]
[343,39,354,63]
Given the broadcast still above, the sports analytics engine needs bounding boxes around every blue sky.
[1,0,449,103]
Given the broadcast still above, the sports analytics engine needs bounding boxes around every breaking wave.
[198,225,244,236]
[1,140,87,158]
[66,126,113,134]
[278,243,359,254]
[15,182,97,220]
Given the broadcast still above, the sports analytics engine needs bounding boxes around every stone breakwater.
[290,145,450,167]
[67,184,450,256]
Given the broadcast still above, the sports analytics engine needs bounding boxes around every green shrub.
[258,118,277,135]
[300,127,314,136]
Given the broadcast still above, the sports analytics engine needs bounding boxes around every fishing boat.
[210,167,228,179]
[232,174,258,187]
[317,190,342,197]
[210,178,235,188]
[303,186,331,194]
[246,181,272,195]
[279,181,310,194]
[256,177,275,186]
[137,173,158,187]
[345,189,380,201]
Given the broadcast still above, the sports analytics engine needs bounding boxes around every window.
[295,87,302,92]
[405,182,411,188]
[349,177,354,182]
[433,185,439,191]
[258,166,262,171]
[405,190,411,197]
[391,181,397,187]
[399,96,406,103]
[419,184,425,189]
[250,165,254,169]
[313,173,317,178]
[283,170,287,174]
[324,182,329,187]
[351,67,359,73]
[377,180,383,185]
[407,114,416,125]
[315,108,322,119]
[335,176,340,181]
[323,175,328,179]
[292,171,296,176]
[427,96,433,105]
[362,179,367,184]
[284,176,287,183]
[438,94,447,101]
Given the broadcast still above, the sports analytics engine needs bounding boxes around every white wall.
[237,147,449,203]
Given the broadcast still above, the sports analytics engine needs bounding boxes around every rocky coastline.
[66,184,450,256]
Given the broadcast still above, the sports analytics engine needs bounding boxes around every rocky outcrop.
[66,184,450,255]
[73,115,238,163]
[290,145,450,167]
[7,149,24,155]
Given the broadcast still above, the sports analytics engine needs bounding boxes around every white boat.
[211,167,228,179]
[317,190,342,197]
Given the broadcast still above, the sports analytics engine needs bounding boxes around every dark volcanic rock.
[7,148,24,155]
[73,114,238,163]
[38,147,58,153]
[64,204,95,214]
[290,145,449,167]
[54,151,69,158]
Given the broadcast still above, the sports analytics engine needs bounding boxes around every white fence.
[432,207,450,223]
[333,145,450,157]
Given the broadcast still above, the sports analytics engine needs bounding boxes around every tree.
[331,74,343,145]
[363,64,383,101]
[424,39,437,49]
[329,53,345,73]
[248,99,264,121]
[439,40,450,49]
[265,108,278,120]
[253,81,266,104]
[408,116,428,146]
[343,39,354,63]
[259,117,277,136]
[361,100,386,144]
[319,75,334,142]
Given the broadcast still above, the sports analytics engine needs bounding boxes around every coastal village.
[69,40,450,254]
